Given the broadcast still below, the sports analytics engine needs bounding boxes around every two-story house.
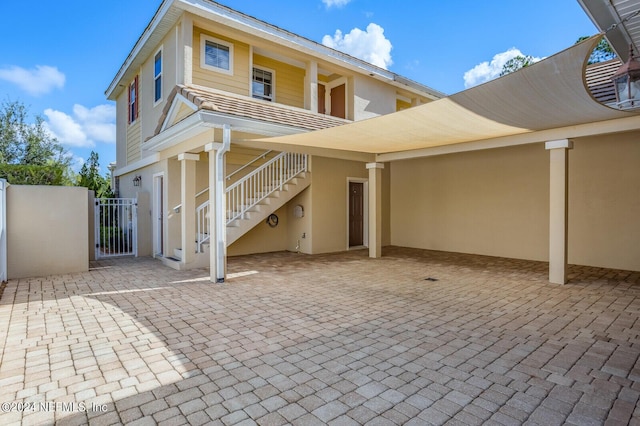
[106,0,444,280]
[109,0,640,286]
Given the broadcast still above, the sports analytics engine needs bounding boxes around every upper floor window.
[252,67,274,102]
[201,35,233,75]
[154,49,162,103]
[128,76,138,124]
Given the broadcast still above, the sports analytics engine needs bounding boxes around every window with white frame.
[154,49,162,103]
[252,67,274,101]
[201,35,233,74]
[128,76,138,124]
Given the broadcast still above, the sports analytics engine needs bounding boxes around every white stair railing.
[196,200,210,253]
[195,152,307,252]
[226,152,307,224]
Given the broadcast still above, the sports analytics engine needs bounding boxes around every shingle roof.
[585,59,620,104]
[156,84,351,136]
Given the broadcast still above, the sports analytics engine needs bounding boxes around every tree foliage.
[77,151,113,198]
[576,36,616,64]
[0,99,73,185]
[500,55,537,77]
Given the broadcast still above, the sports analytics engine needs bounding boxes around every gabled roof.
[106,0,445,101]
[155,85,350,138]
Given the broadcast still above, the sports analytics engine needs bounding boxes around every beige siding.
[126,121,142,164]
[390,144,550,262]
[253,54,305,108]
[193,29,250,96]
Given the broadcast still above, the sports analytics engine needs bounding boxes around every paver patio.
[1,247,639,425]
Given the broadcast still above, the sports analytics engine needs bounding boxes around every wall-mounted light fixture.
[133,175,142,187]
[612,45,640,109]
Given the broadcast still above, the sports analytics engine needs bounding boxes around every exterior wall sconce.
[133,175,142,187]
[611,45,640,109]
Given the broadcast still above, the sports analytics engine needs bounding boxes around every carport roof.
[252,36,640,158]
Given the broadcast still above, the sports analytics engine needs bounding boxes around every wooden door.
[330,83,346,119]
[349,182,364,246]
[318,83,326,114]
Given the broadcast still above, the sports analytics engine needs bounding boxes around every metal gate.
[0,179,6,282]
[95,198,138,259]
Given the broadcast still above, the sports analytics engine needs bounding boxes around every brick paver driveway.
[1,247,639,425]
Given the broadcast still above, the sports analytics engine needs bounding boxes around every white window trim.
[153,46,163,107]
[200,34,234,75]
[251,65,276,102]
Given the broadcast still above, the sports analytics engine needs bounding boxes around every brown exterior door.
[318,83,326,114]
[330,83,346,119]
[349,182,364,246]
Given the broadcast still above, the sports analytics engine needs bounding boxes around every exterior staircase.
[163,151,309,270]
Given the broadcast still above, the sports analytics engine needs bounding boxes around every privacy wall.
[7,185,89,279]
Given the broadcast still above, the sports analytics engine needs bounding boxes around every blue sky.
[0,0,597,173]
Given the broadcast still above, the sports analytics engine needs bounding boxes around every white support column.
[305,61,318,113]
[366,162,384,258]
[179,152,199,265]
[205,124,231,283]
[545,139,573,284]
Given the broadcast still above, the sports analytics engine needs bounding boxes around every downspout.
[214,124,231,282]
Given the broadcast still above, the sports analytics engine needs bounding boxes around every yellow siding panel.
[253,54,305,108]
[193,29,249,96]
[396,99,412,111]
[126,122,141,164]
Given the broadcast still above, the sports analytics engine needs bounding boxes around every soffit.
[578,0,640,60]
[250,36,640,155]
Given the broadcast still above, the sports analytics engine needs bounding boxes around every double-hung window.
[201,35,233,74]
[154,49,162,103]
[128,76,138,124]
[252,67,274,102]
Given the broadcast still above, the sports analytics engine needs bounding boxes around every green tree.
[500,55,537,77]
[0,99,73,185]
[77,151,113,198]
[576,36,616,64]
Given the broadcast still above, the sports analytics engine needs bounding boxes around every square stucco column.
[546,139,573,284]
[367,162,384,258]
[179,153,199,265]
[305,61,318,113]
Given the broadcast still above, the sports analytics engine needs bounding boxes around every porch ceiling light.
[611,45,640,109]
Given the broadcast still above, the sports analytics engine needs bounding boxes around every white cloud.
[322,23,393,69]
[322,0,351,8]
[463,48,542,89]
[44,104,116,148]
[0,65,65,96]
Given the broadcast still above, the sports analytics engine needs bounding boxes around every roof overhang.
[248,36,640,160]
[577,0,640,61]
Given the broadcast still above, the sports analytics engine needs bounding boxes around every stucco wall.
[569,133,640,271]
[7,185,89,279]
[390,143,550,261]
[390,136,640,272]
[310,157,371,254]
